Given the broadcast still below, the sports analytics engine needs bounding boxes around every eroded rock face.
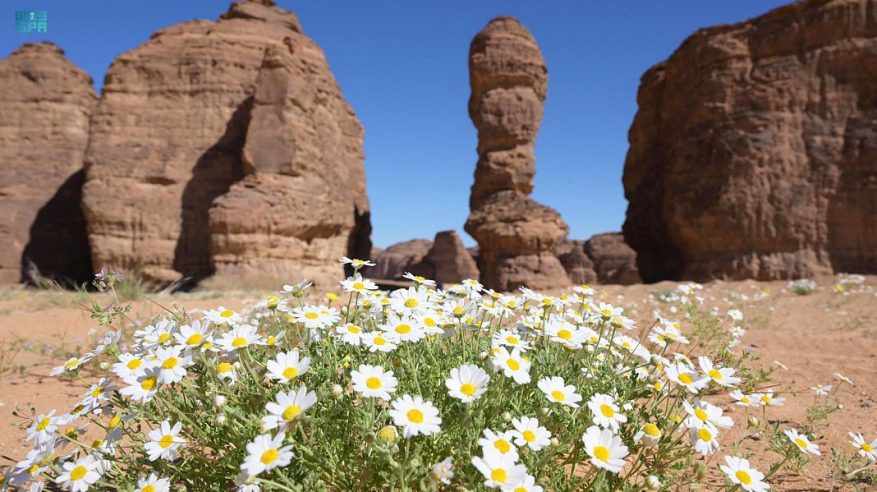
[371,239,432,280]
[409,230,479,286]
[584,233,641,285]
[464,17,570,291]
[0,43,95,284]
[555,240,597,285]
[83,0,369,286]
[623,0,877,282]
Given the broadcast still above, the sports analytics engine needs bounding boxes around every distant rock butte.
[556,233,641,286]
[0,43,96,285]
[409,231,480,286]
[371,239,433,281]
[82,0,370,287]
[464,17,570,291]
[623,0,877,281]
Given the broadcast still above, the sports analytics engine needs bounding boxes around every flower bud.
[502,412,512,422]
[214,395,227,407]
[646,475,661,490]
[331,384,344,397]
[216,414,227,425]
[378,425,397,442]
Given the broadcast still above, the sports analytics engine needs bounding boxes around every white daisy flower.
[445,364,490,403]
[136,473,170,492]
[336,323,365,345]
[698,356,741,387]
[262,386,317,430]
[689,422,720,456]
[351,364,398,400]
[582,425,628,473]
[471,450,527,488]
[380,319,426,343]
[291,305,339,330]
[545,321,586,349]
[502,474,543,492]
[730,390,758,407]
[120,368,161,403]
[754,391,785,407]
[431,456,454,485]
[810,384,832,397]
[785,429,820,456]
[362,331,400,353]
[266,350,310,383]
[587,393,627,430]
[217,325,263,353]
[538,376,582,408]
[26,410,58,445]
[492,329,530,351]
[340,274,378,293]
[401,272,436,287]
[153,345,191,385]
[112,352,147,379]
[50,354,93,376]
[511,416,551,451]
[478,429,519,462]
[683,399,733,430]
[57,455,101,492]
[174,320,212,349]
[389,287,428,313]
[633,422,662,447]
[719,456,769,492]
[849,432,877,461]
[241,432,293,477]
[339,256,375,269]
[203,307,242,326]
[145,420,185,461]
[388,395,442,438]
[665,362,709,393]
[492,347,531,384]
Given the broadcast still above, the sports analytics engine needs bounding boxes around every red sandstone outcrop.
[556,233,640,285]
[0,43,96,284]
[464,17,570,291]
[371,239,433,280]
[623,0,877,282]
[82,0,369,286]
[409,230,479,286]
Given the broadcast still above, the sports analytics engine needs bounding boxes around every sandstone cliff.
[623,0,877,281]
[0,43,95,285]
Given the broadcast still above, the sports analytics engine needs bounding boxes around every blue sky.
[3,1,789,247]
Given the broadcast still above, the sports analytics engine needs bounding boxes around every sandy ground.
[0,277,874,490]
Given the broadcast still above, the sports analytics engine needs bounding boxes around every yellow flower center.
[494,438,511,453]
[601,308,612,316]
[260,448,279,465]
[374,336,386,346]
[282,404,302,421]
[600,404,615,418]
[404,298,419,308]
[127,358,142,370]
[283,367,299,379]
[366,377,382,389]
[593,445,610,462]
[460,383,476,396]
[161,357,178,370]
[491,468,508,483]
[395,324,411,334]
[378,425,397,441]
[231,337,247,348]
[741,396,751,404]
[678,373,693,385]
[186,333,203,346]
[220,310,234,318]
[406,409,424,424]
[697,428,713,441]
[760,395,772,404]
[506,336,519,345]
[91,439,103,448]
[453,306,464,314]
[424,317,436,327]
[557,329,572,341]
[304,312,319,320]
[36,418,51,431]
[28,464,40,474]
[644,423,660,437]
[91,386,104,398]
[522,430,536,442]
[347,324,361,334]
[64,358,80,369]
[352,282,365,290]
[861,443,873,452]
[108,414,122,429]
[142,485,156,492]
[551,390,566,402]
[70,465,87,481]
[506,359,520,371]
[515,488,526,492]
[141,376,157,391]
[158,333,171,344]
[694,408,708,422]
[159,434,174,449]
[708,369,722,380]
[217,362,232,373]
[795,438,807,449]
[736,470,752,485]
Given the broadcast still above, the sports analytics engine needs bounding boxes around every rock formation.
[556,233,640,285]
[82,0,370,287]
[409,230,479,286]
[464,17,570,291]
[0,43,96,284]
[371,239,433,280]
[623,0,877,282]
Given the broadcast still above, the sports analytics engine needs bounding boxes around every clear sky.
[2,0,789,248]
